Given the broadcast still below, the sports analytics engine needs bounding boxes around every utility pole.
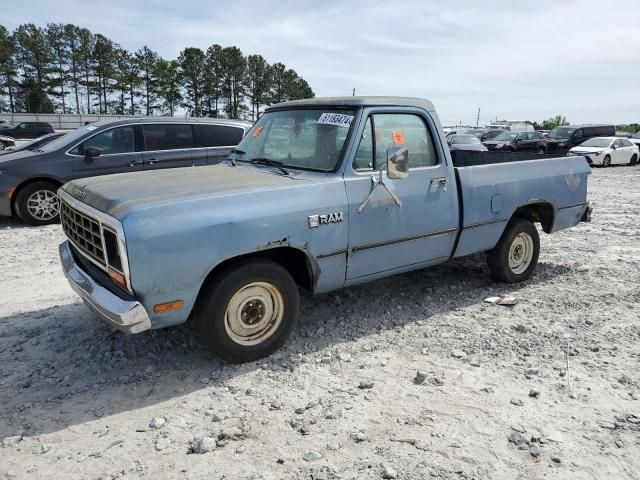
[352,88,356,96]
[476,107,481,127]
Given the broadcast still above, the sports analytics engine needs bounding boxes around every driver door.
[344,109,459,281]
[72,125,143,177]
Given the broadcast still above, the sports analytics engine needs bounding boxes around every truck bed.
[450,150,587,167]
[452,155,591,258]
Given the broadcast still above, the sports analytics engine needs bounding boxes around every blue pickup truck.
[58,97,592,363]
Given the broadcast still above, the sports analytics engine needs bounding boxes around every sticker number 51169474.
[317,113,354,128]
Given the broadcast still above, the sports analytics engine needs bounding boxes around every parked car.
[0,117,251,225]
[545,124,615,154]
[629,131,640,148]
[0,121,54,139]
[568,137,639,167]
[483,131,547,153]
[447,134,488,151]
[479,129,506,142]
[0,131,67,156]
[0,134,16,150]
[57,96,592,363]
[536,129,550,137]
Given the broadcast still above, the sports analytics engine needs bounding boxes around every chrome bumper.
[59,241,151,334]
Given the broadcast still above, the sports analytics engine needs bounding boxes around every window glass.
[143,124,194,151]
[16,123,26,129]
[71,126,136,155]
[353,118,374,171]
[194,124,244,147]
[234,109,353,171]
[373,114,437,169]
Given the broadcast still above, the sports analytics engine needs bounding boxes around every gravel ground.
[1,166,639,480]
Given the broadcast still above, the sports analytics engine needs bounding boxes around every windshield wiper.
[247,158,289,175]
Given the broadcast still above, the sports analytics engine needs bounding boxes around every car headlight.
[593,151,602,156]
[496,143,504,148]
[558,142,566,147]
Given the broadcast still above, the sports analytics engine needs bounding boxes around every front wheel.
[602,155,611,167]
[194,258,300,363]
[487,218,540,283]
[0,142,6,151]
[14,181,61,226]
[629,154,637,166]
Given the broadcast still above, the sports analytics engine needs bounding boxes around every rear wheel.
[602,155,611,167]
[194,258,300,363]
[487,218,540,283]
[629,154,637,166]
[14,181,61,226]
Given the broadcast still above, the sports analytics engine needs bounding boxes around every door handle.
[128,160,142,167]
[147,158,157,165]
[430,177,449,191]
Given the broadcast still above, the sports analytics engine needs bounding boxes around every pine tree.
[178,47,206,116]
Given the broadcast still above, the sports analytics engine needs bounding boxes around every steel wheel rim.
[0,143,5,150]
[27,190,60,221]
[508,232,534,274]
[225,281,284,346]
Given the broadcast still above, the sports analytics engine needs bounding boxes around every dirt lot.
[1,166,639,480]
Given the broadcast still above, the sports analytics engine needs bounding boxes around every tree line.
[0,23,314,120]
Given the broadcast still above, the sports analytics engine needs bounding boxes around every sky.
[2,0,639,125]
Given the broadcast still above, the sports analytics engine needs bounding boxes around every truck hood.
[61,164,308,219]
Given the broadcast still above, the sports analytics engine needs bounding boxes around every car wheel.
[14,181,61,226]
[194,258,300,363]
[629,154,638,166]
[0,142,6,150]
[487,218,540,283]
[602,155,611,167]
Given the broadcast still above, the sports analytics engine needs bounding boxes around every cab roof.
[267,96,436,112]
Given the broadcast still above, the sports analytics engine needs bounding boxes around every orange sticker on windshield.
[252,127,264,137]
[392,130,405,145]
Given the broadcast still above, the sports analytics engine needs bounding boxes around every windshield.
[37,124,99,152]
[493,132,518,141]
[548,127,575,139]
[233,109,354,172]
[579,138,612,148]
[451,134,481,145]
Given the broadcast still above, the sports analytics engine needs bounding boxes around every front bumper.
[59,241,151,334]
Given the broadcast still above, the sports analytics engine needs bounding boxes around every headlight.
[593,151,602,156]
[496,143,504,148]
[558,142,566,147]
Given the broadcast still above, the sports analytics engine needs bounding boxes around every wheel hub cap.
[27,190,60,221]
[508,232,534,274]
[225,282,284,346]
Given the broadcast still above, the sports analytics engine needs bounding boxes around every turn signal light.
[108,267,127,290]
[154,300,184,313]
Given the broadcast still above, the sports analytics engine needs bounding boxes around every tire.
[0,142,6,151]
[602,155,611,167]
[487,218,540,283]
[14,181,61,226]
[629,154,637,166]
[194,258,300,363]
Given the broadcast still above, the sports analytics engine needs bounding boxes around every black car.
[0,121,55,139]
[545,124,615,154]
[447,134,488,151]
[483,131,547,153]
[0,117,251,225]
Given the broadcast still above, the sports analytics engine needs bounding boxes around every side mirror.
[84,146,101,163]
[611,144,617,150]
[386,146,409,180]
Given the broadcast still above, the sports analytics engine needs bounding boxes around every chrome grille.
[60,199,106,268]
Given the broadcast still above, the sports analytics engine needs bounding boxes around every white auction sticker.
[317,113,354,128]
